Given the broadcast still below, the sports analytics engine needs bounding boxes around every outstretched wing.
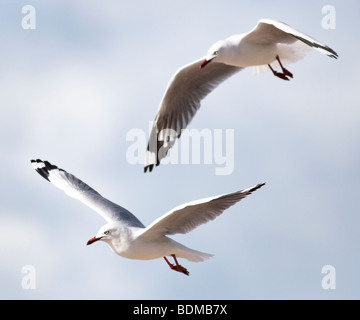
[138,183,265,239]
[31,159,145,228]
[144,57,242,172]
[244,19,338,58]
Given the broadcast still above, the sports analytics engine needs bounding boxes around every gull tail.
[171,241,214,262]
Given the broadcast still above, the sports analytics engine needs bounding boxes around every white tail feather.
[173,242,214,262]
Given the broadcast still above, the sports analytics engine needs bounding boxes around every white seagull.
[145,19,338,172]
[31,159,265,276]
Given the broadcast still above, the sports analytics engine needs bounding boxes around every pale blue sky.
[1,0,359,299]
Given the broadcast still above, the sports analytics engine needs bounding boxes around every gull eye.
[104,230,110,235]
[214,50,219,55]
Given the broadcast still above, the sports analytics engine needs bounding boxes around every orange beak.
[200,59,211,69]
[87,236,102,245]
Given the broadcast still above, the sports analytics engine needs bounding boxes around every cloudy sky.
[1,0,359,299]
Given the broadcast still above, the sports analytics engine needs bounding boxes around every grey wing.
[31,159,145,228]
[244,19,338,58]
[144,57,242,172]
[138,183,265,239]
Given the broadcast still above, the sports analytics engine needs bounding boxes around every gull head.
[87,223,120,246]
[200,40,227,69]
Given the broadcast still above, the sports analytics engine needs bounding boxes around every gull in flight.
[31,159,265,275]
[145,19,338,172]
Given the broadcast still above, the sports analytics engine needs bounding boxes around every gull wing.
[145,57,243,172]
[138,183,265,240]
[244,19,338,58]
[31,159,145,228]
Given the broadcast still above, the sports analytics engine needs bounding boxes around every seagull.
[144,18,338,172]
[31,159,265,276]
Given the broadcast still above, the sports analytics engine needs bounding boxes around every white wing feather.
[245,19,338,58]
[138,183,265,239]
[31,159,145,228]
[145,58,242,171]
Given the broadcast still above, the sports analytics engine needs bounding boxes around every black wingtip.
[292,35,338,59]
[325,46,338,59]
[323,47,338,59]
[243,182,266,195]
[251,182,266,192]
[31,159,61,182]
[31,159,50,181]
[144,164,154,173]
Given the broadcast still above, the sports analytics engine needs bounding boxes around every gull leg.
[268,55,293,81]
[163,256,174,268]
[268,63,290,81]
[163,255,189,276]
[276,55,293,79]
[171,254,189,276]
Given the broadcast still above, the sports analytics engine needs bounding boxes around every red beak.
[200,59,211,69]
[87,236,101,245]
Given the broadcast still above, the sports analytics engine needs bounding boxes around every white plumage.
[145,19,338,172]
[31,159,265,275]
